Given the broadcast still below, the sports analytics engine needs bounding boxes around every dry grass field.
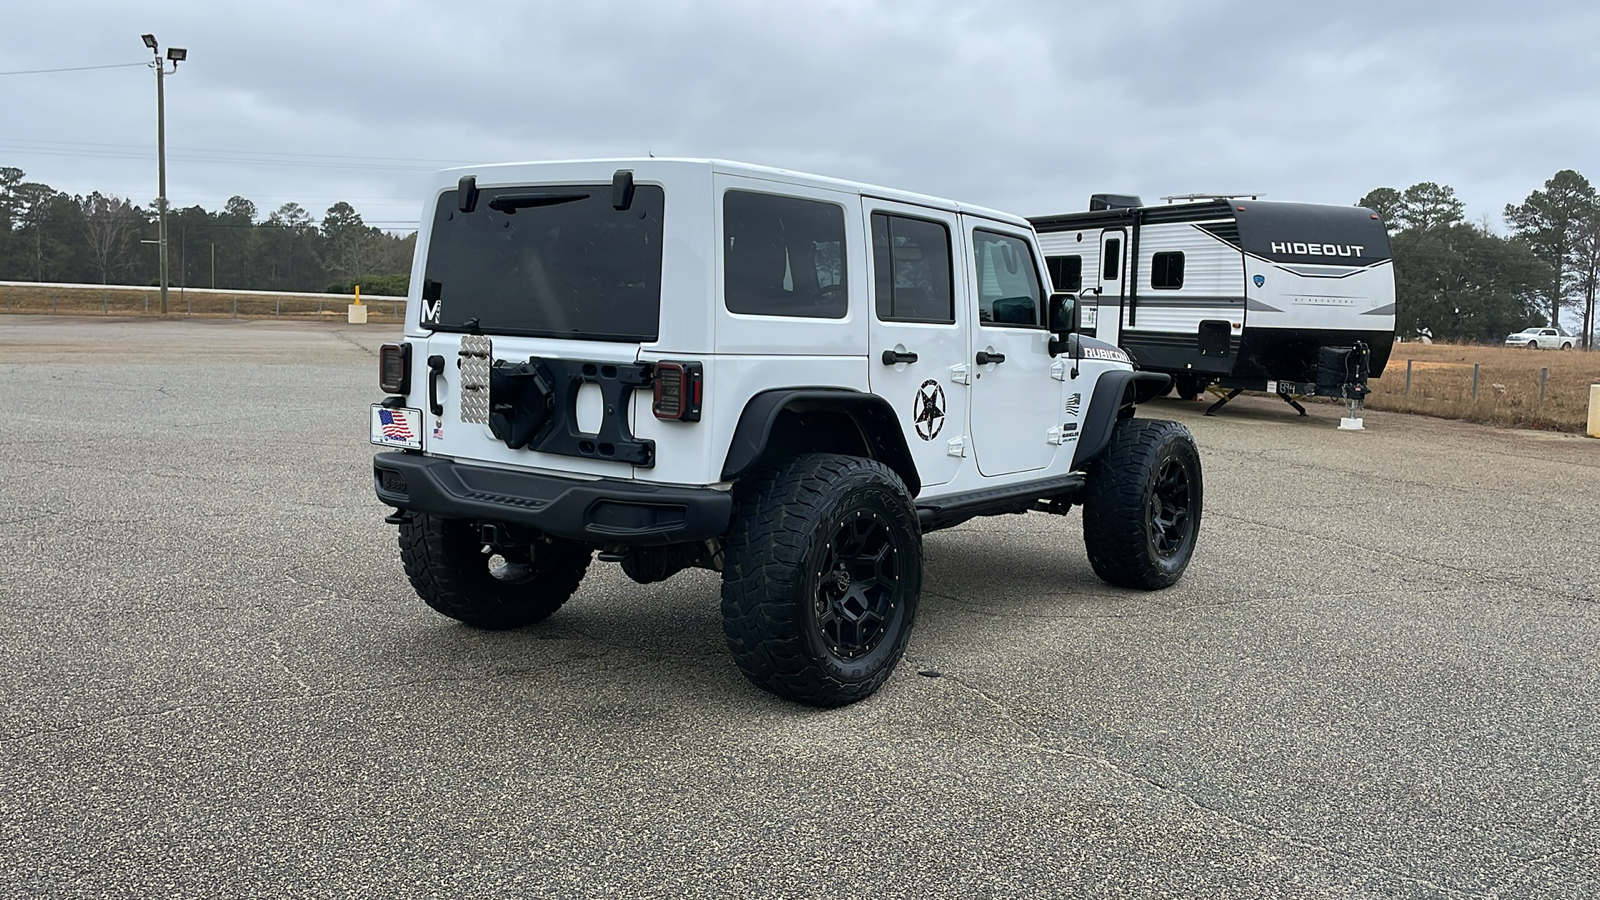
[0,282,408,324]
[1370,341,1600,432]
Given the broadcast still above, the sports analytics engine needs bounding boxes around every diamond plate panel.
[457,334,492,425]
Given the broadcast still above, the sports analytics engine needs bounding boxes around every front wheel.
[721,454,922,707]
[399,514,592,629]
[1081,419,1203,590]
[1528,341,1539,349]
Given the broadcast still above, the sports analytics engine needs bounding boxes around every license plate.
[371,404,423,450]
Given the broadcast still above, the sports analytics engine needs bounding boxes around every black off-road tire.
[399,514,592,629]
[1082,418,1202,590]
[721,453,922,707]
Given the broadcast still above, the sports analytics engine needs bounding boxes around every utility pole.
[141,34,186,316]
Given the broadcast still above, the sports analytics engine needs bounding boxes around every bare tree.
[80,192,142,284]
[1571,214,1600,348]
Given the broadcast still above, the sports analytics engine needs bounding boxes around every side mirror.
[1047,291,1077,356]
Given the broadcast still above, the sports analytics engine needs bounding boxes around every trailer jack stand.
[1277,391,1309,417]
[1204,387,1244,416]
[1339,397,1366,431]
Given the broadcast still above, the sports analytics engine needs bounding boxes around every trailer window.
[972,230,1042,327]
[1046,255,1082,292]
[872,213,954,323]
[1102,239,1121,280]
[724,190,847,319]
[1151,251,1185,290]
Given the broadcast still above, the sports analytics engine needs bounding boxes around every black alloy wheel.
[814,510,902,660]
[1148,455,1195,559]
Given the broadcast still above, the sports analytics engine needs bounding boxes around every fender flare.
[721,388,921,497]
[1070,370,1172,470]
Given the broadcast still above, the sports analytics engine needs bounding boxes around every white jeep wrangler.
[371,159,1201,707]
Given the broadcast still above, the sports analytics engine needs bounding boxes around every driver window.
[972,230,1042,327]
[724,190,847,319]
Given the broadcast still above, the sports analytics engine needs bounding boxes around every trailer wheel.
[1172,373,1204,401]
[399,514,592,629]
[1082,419,1202,590]
[721,453,921,707]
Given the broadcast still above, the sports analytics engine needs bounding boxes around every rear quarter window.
[724,190,847,319]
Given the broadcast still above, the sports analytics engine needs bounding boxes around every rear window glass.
[872,212,954,323]
[419,183,664,342]
[724,190,847,318]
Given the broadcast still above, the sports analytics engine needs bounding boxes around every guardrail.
[0,280,408,323]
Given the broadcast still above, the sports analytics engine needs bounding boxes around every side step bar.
[917,473,1085,533]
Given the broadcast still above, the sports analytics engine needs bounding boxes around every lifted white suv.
[371,159,1201,706]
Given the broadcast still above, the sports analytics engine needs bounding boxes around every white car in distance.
[1504,327,1575,350]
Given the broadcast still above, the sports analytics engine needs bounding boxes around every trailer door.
[1097,229,1127,346]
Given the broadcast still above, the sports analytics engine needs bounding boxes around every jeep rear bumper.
[372,452,732,546]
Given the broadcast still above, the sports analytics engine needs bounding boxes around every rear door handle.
[881,349,919,365]
[427,354,445,416]
[976,351,1006,365]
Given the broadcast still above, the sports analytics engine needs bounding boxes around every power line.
[0,62,148,76]
[0,137,473,168]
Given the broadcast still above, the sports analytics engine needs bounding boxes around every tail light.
[379,342,411,394]
[652,361,703,422]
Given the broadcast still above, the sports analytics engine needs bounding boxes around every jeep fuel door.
[865,202,968,488]
[965,223,1060,477]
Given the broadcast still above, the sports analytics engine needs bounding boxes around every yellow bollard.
[347,284,367,324]
[1589,384,1600,438]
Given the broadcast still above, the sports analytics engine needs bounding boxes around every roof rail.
[1160,192,1265,203]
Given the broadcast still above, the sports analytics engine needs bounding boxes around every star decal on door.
[914,379,946,441]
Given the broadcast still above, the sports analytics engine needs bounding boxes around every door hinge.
[1051,359,1068,381]
[946,436,969,458]
[950,363,971,386]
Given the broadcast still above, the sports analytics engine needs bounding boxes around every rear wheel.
[1082,419,1202,589]
[721,453,921,707]
[1561,342,1573,350]
[399,514,592,629]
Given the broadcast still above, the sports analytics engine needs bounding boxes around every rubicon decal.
[1080,346,1130,362]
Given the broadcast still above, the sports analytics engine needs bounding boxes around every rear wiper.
[488,192,591,213]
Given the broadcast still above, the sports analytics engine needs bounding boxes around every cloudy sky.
[3,1,1597,232]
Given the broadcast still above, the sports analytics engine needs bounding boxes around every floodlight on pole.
[142,33,185,315]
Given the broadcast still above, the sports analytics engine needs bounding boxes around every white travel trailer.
[1030,196,1396,415]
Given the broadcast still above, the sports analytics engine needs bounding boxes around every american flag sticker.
[370,404,423,449]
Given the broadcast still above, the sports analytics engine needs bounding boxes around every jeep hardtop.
[372,158,1201,706]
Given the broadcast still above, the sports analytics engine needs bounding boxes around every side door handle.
[427,354,445,416]
[881,349,919,365]
[975,350,1006,365]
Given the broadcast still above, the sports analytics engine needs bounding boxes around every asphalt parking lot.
[2,315,1597,898]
